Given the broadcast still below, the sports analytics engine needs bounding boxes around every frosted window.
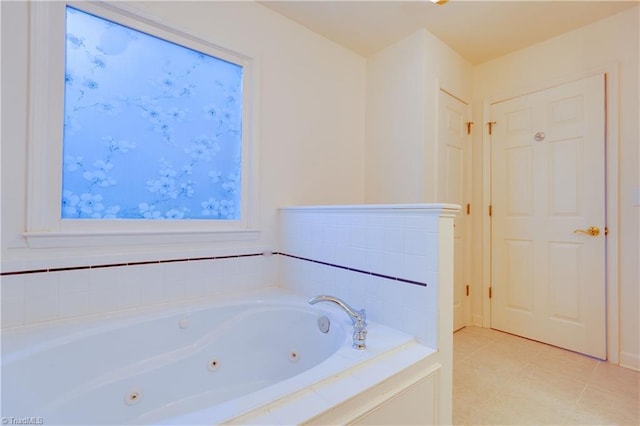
[62,7,243,220]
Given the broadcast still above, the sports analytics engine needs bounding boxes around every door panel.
[490,74,606,359]
[548,242,581,321]
[506,147,533,215]
[505,239,533,312]
[548,139,582,215]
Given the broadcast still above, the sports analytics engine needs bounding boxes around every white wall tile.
[348,247,367,271]
[403,308,428,343]
[140,264,167,305]
[163,261,190,286]
[4,210,440,337]
[404,254,429,283]
[349,225,366,248]
[2,296,24,328]
[333,245,349,267]
[384,214,405,228]
[335,225,349,247]
[364,295,384,324]
[164,279,187,301]
[346,271,367,304]
[366,226,385,250]
[24,272,59,298]
[365,249,384,274]
[383,227,404,253]
[402,283,427,312]
[381,279,404,307]
[6,249,275,328]
[89,267,120,295]
[24,295,59,325]
[381,250,404,278]
[88,288,117,314]
[59,269,90,294]
[119,280,142,309]
[404,227,431,255]
[1,274,26,299]
[58,291,89,319]
[279,206,447,343]
[365,276,385,300]
[383,300,405,331]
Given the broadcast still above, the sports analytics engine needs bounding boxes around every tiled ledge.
[279,203,460,217]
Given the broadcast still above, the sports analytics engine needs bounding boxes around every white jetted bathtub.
[1,288,439,425]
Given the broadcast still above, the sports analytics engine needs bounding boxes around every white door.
[490,74,606,359]
[438,89,470,332]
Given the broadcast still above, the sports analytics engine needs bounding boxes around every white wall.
[365,31,427,203]
[1,1,365,324]
[1,1,366,267]
[471,6,639,369]
[365,28,473,203]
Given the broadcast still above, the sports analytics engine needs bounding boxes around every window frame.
[25,1,260,248]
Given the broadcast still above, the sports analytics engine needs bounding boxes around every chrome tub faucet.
[308,295,367,350]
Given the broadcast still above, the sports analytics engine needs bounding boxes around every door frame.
[480,64,620,363]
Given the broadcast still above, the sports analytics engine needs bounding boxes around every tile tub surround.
[278,203,459,348]
[1,251,276,328]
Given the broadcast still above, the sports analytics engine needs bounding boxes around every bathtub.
[1,288,438,425]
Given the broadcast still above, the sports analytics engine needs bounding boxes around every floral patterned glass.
[62,7,243,220]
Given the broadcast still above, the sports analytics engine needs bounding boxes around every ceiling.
[259,0,638,64]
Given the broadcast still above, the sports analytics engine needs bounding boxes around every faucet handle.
[308,295,368,350]
[352,312,367,350]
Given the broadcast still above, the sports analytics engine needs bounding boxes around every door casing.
[479,65,620,363]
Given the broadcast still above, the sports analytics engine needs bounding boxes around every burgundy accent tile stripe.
[0,251,425,286]
[186,257,215,262]
[0,252,265,276]
[214,255,245,260]
[1,269,49,276]
[274,252,428,287]
[91,263,128,269]
[49,266,92,273]
[126,260,161,266]
[159,258,188,264]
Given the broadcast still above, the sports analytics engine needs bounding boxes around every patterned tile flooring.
[453,326,640,425]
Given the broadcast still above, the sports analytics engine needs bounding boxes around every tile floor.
[453,326,640,425]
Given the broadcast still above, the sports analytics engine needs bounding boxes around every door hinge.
[489,287,492,298]
[489,205,492,216]
[605,226,609,236]
[487,121,496,135]
[466,285,470,296]
[466,203,471,215]
[466,122,473,135]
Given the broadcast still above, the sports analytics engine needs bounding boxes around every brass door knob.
[573,226,600,237]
